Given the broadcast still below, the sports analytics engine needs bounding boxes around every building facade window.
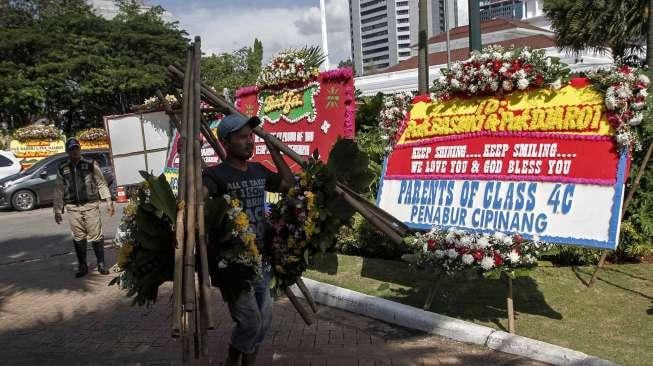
[363,46,389,56]
[397,26,409,31]
[362,29,389,39]
[361,5,387,16]
[363,38,389,47]
[362,14,387,24]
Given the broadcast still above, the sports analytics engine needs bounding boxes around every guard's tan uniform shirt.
[54,159,111,243]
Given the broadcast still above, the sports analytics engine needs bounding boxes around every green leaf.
[139,171,177,222]
[483,268,502,280]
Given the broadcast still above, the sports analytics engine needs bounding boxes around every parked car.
[0,151,21,180]
[0,149,115,211]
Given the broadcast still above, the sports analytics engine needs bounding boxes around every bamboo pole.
[285,287,313,325]
[194,35,217,333]
[295,278,317,313]
[588,140,653,287]
[172,49,192,339]
[183,44,197,313]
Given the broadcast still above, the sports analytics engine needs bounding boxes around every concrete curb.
[293,278,618,366]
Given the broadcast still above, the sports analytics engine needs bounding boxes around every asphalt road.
[0,203,126,266]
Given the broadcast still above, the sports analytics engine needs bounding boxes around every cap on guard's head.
[65,137,81,151]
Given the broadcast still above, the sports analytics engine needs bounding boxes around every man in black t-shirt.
[203,114,293,366]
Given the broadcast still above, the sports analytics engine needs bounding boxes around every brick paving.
[0,249,547,365]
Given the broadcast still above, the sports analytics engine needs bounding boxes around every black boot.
[241,348,258,366]
[225,345,242,366]
[92,241,109,275]
[73,240,88,278]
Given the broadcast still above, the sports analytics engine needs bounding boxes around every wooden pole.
[589,140,653,287]
[171,48,192,339]
[422,274,442,310]
[507,275,515,334]
[285,287,313,325]
[183,45,197,314]
[295,278,317,313]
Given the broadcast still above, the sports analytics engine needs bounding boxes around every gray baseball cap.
[217,114,261,139]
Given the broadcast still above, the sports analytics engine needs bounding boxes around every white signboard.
[104,111,172,186]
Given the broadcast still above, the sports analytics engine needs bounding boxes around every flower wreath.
[429,45,650,151]
[405,227,549,279]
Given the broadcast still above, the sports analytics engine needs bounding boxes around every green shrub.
[549,245,603,265]
[335,213,410,260]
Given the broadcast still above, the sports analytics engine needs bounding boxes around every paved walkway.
[0,248,546,365]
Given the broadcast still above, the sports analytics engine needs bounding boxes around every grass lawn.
[305,253,653,366]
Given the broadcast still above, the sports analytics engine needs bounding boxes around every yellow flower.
[116,243,133,268]
[234,212,249,232]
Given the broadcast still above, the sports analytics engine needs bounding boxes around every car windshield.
[21,156,59,175]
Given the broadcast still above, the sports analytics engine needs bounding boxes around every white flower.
[532,235,540,243]
[550,79,562,90]
[522,254,536,264]
[502,235,513,245]
[460,236,474,247]
[502,80,513,91]
[638,74,650,84]
[480,256,495,270]
[605,93,619,110]
[451,79,462,89]
[499,66,508,74]
[462,254,475,265]
[445,231,456,244]
[434,250,446,258]
[422,243,429,253]
[507,250,520,263]
[446,249,459,259]
[490,81,499,91]
[517,78,529,90]
[545,58,552,67]
[522,50,531,58]
[616,86,633,99]
[629,113,644,126]
[493,232,506,241]
[477,236,490,249]
[639,88,648,98]
[469,84,478,93]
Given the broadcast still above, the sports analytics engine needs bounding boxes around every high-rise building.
[349,0,469,76]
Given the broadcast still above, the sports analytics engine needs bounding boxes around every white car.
[0,151,21,180]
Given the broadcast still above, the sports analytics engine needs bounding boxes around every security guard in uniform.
[54,137,115,277]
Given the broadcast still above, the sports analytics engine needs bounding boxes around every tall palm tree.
[544,0,648,60]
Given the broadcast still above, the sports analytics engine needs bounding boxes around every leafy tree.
[338,58,354,73]
[201,39,264,94]
[543,0,648,59]
[0,0,188,133]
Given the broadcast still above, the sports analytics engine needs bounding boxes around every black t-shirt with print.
[202,162,282,247]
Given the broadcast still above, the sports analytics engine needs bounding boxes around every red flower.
[493,253,504,266]
[472,250,484,261]
[523,64,533,73]
[570,77,590,88]
[619,65,632,74]
[607,113,622,127]
[457,246,470,255]
[427,239,437,252]
[535,75,544,86]
[493,60,502,72]
[513,234,523,244]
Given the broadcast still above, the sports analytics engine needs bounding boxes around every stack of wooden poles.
[171,37,216,364]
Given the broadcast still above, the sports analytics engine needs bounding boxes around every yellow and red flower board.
[377,83,628,250]
[235,68,355,173]
[9,139,65,170]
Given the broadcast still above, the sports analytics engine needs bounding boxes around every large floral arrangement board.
[234,68,355,172]
[9,139,65,170]
[377,84,628,250]
[164,119,222,195]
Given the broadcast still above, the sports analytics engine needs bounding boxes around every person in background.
[54,137,115,277]
[203,114,293,366]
